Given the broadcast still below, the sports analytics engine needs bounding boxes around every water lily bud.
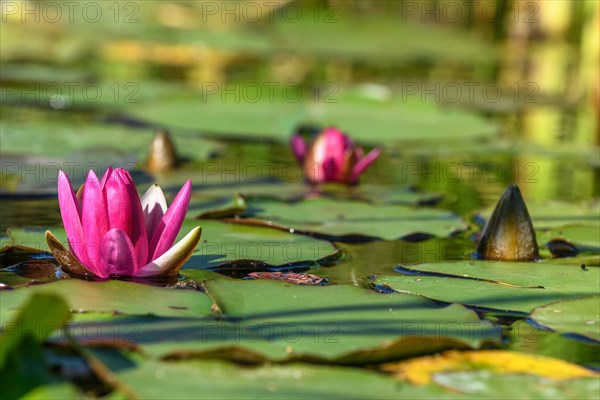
[147,130,178,172]
[291,127,380,185]
[477,184,539,261]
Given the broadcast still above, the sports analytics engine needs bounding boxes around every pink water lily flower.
[291,127,380,185]
[45,167,201,278]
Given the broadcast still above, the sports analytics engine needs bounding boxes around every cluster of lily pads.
[1,127,598,398]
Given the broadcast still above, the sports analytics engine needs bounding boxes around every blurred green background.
[1,0,599,223]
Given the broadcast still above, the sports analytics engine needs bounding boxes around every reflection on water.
[0,199,61,233]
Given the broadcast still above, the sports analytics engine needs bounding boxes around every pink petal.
[116,169,148,269]
[140,184,168,240]
[291,134,307,163]
[81,170,110,269]
[57,170,90,268]
[309,128,349,181]
[99,228,138,277]
[148,180,192,260]
[351,147,381,183]
[321,128,349,167]
[105,169,133,236]
[354,146,364,160]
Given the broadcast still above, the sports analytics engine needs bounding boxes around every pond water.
[1,1,599,397]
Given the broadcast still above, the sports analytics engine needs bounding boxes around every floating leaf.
[0,120,220,164]
[377,261,600,314]
[537,225,600,251]
[530,297,600,342]
[191,194,248,219]
[3,220,339,273]
[97,357,431,400]
[55,280,499,365]
[505,320,600,370]
[129,89,497,145]
[236,198,466,241]
[0,280,213,322]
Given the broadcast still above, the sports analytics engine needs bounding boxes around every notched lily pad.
[0,279,214,321]
[191,193,248,219]
[529,296,600,342]
[4,220,340,276]
[377,261,600,314]
[234,198,466,241]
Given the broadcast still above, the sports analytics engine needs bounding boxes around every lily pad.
[96,357,441,400]
[61,279,498,364]
[505,320,600,370]
[0,279,213,322]
[0,120,220,162]
[129,88,497,145]
[189,194,248,219]
[236,198,467,241]
[530,297,600,342]
[2,220,340,271]
[537,225,600,251]
[376,261,600,314]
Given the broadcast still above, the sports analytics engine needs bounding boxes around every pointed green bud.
[477,184,539,261]
[147,130,178,172]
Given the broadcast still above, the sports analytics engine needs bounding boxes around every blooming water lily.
[291,127,380,184]
[46,167,201,278]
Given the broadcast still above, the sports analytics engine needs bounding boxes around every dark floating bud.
[477,184,539,261]
[546,239,580,258]
[147,130,178,172]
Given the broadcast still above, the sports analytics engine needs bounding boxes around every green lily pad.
[179,279,497,362]
[506,320,600,370]
[530,297,600,342]
[237,198,466,240]
[537,225,600,251]
[129,88,497,145]
[189,194,248,219]
[85,350,600,399]
[95,357,441,400]
[376,261,600,314]
[2,219,339,271]
[0,279,213,322]
[61,279,498,364]
[0,120,220,162]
